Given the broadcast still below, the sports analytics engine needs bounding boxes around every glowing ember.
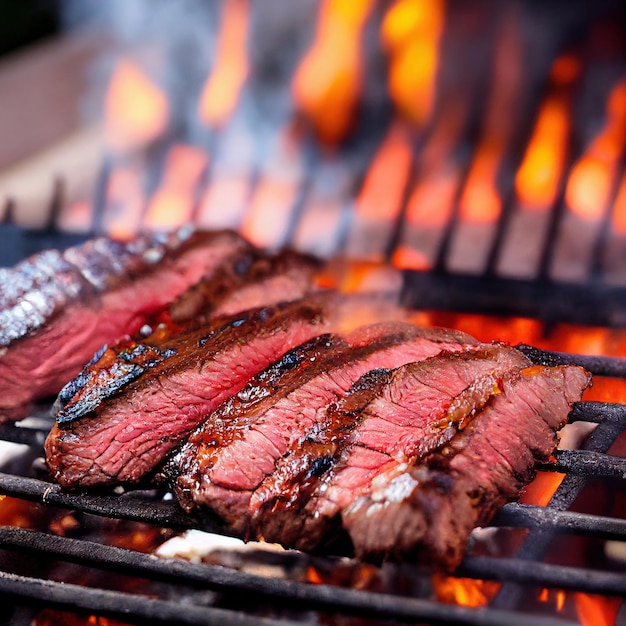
[198,0,250,129]
[432,572,500,608]
[391,244,430,271]
[292,0,374,144]
[381,0,445,126]
[574,592,621,626]
[105,59,169,152]
[566,79,626,220]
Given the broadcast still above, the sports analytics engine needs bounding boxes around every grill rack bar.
[0,527,580,626]
[0,570,297,626]
[0,473,625,544]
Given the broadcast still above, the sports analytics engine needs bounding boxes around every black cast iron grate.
[0,344,624,625]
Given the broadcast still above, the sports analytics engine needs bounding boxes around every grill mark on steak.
[44,297,331,488]
[172,322,479,535]
[53,248,322,424]
[342,364,591,569]
[169,248,322,322]
[0,228,247,419]
[249,345,530,549]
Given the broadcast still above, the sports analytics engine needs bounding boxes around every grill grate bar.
[0,472,202,532]
[539,449,626,479]
[492,502,626,540]
[0,473,625,543]
[0,528,578,626]
[0,570,295,626]
[460,555,626,596]
[517,345,626,379]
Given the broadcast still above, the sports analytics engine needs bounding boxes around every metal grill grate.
[0,345,624,625]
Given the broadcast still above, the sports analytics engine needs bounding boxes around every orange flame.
[405,168,458,228]
[198,0,250,129]
[460,9,522,224]
[459,141,502,224]
[105,59,169,152]
[432,573,500,608]
[566,79,626,219]
[574,593,621,626]
[145,144,208,230]
[381,0,445,126]
[105,167,145,240]
[292,0,374,144]
[515,56,579,210]
[355,122,413,221]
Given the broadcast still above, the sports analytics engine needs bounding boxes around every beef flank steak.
[173,349,588,569]
[171,322,479,533]
[0,228,248,420]
[44,297,332,488]
[342,364,590,569]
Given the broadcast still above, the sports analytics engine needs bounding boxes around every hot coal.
[0,228,248,421]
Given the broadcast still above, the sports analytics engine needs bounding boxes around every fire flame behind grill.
[2,1,626,625]
[49,0,626,287]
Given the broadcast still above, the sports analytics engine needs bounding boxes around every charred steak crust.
[45,297,331,487]
[341,364,591,569]
[169,248,321,323]
[54,248,322,426]
[0,228,247,417]
[171,322,480,534]
[246,345,530,548]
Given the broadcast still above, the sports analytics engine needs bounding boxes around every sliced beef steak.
[172,322,478,534]
[51,247,322,425]
[244,345,530,548]
[0,228,247,419]
[342,364,590,569]
[44,298,331,488]
[169,248,321,322]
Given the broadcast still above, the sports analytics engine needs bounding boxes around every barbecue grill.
[2,1,626,624]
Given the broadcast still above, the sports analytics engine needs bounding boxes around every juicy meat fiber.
[248,345,531,550]
[45,298,330,487]
[171,322,478,534]
[342,364,590,569]
[0,228,247,419]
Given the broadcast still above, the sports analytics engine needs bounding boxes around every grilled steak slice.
[342,364,590,569]
[51,248,322,424]
[242,345,531,548]
[44,297,331,488]
[172,322,478,534]
[169,248,322,322]
[0,228,247,419]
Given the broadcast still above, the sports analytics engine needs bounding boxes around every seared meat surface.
[171,322,477,533]
[45,297,330,487]
[18,227,590,569]
[0,228,247,419]
[244,345,531,551]
[342,364,590,568]
[169,248,321,322]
